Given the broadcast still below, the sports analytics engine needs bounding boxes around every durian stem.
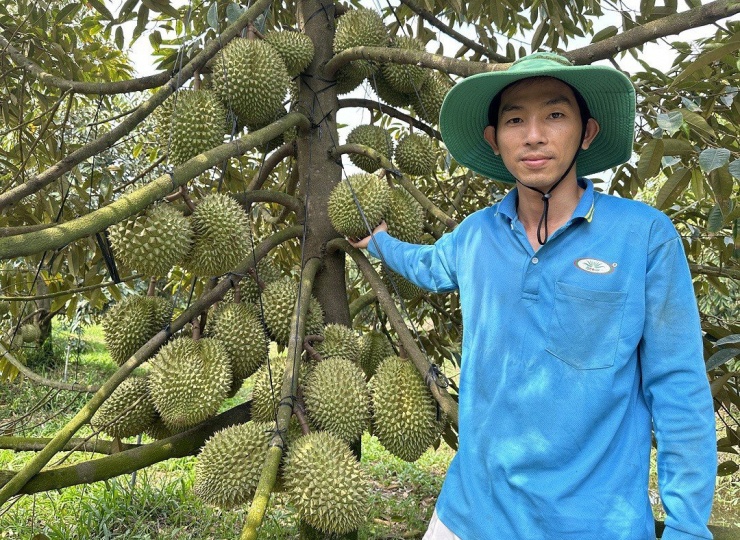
[0,226,302,506]
[330,144,457,230]
[327,238,459,428]
[348,290,377,321]
[302,335,323,362]
[241,257,322,540]
[147,277,156,297]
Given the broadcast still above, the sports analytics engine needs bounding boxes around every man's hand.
[347,221,388,249]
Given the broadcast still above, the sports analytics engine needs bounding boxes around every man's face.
[483,77,599,190]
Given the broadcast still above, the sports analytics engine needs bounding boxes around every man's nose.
[524,120,547,145]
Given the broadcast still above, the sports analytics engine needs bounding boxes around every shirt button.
[532,257,539,264]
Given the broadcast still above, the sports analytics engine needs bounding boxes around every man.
[350,53,717,539]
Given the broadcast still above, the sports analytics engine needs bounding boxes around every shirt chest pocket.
[546,281,627,370]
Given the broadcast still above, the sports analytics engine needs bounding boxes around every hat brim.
[439,64,636,183]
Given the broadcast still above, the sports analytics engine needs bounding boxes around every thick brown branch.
[329,238,459,427]
[0,436,138,454]
[0,402,251,495]
[398,0,511,63]
[0,0,275,213]
[690,263,740,281]
[338,98,440,139]
[232,190,304,219]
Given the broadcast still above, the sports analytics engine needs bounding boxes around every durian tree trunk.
[34,279,52,346]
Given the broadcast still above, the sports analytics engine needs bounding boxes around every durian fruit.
[250,354,309,423]
[314,323,360,363]
[91,376,157,439]
[108,204,194,278]
[263,31,314,76]
[145,414,181,440]
[245,106,297,153]
[303,357,370,443]
[211,302,268,380]
[359,330,394,378]
[228,257,283,304]
[20,324,40,343]
[261,277,324,347]
[183,193,251,277]
[382,265,423,300]
[346,125,394,173]
[327,173,390,238]
[211,38,290,126]
[370,71,414,108]
[333,8,389,90]
[380,36,429,93]
[284,431,370,534]
[194,421,271,509]
[395,133,436,177]
[164,89,227,166]
[385,187,424,243]
[335,63,369,95]
[148,336,231,430]
[411,71,452,126]
[370,355,442,461]
[102,296,173,366]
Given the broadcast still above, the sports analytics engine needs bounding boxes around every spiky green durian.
[346,124,394,173]
[370,355,442,461]
[183,193,251,277]
[359,330,394,378]
[145,414,183,440]
[102,296,173,366]
[91,376,157,439]
[411,71,452,125]
[284,432,370,534]
[303,357,370,443]
[164,89,227,166]
[250,355,309,425]
[335,63,370,95]
[264,31,315,76]
[327,173,390,238]
[380,36,429,93]
[261,277,324,347]
[228,257,283,304]
[385,187,425,243]
[314,323,360,363]
[333,8,388,91]
[381,265,423,300]
[108,204,194,277]
[369,71,414,108]
[395,133,436,177]
[148,336,231,430]
[20,324,40,343]
[211,302,268,379]
[194,421,271,509]
[211,38,290,126]
[245,106,298,153]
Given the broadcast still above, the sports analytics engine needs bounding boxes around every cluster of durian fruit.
[94,264,444,534]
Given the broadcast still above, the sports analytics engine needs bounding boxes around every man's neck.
[515,176,584,245]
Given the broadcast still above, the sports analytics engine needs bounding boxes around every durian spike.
[240,257,322,540]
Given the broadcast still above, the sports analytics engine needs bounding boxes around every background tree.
[0,0,738,538]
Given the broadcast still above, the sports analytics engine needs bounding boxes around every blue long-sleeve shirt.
[367,179,716,540]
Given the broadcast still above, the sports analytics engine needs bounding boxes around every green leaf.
[729,159,740,180]
[656,167,690,210]
[662,138,695,157]
[706,348,740,370]
[226,3,246,25]
[133,5,150,42]
[591,25,617,43]
[707,204,723,232]
[699,148,730,173]
[86,0,114,20]
[115,26,124,50]
[715,334,740,347]
[656,111,683,135]
[56,3,80,24]
[671,34,740,87]
[637,138,664,181]
[531,21,548,51]
[717,460,739,477]
[207,2,219,31]
[679,109,715,139]
[142,0,181,18]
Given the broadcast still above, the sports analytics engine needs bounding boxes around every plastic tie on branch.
[425,363,449,389]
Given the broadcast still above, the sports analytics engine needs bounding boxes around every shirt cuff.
[366,231,389,259]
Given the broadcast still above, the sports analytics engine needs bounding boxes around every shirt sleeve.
[365,230,459,293]
[639,233,716,540]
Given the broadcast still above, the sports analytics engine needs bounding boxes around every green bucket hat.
[438,52,636,183]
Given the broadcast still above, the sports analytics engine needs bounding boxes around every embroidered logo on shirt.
[574,258,615,274]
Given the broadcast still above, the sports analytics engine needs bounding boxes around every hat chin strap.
[515,129,586,246]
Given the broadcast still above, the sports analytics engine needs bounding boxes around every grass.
[0,324,738,539]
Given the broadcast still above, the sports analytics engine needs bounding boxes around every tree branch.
[349,290,377,321]
[330,143,458,230]
[0,112,310,259]
[0,343,100,393]
[0,225,302,506]
[232,189,304,219]
[0,402,251,495]
[338,98,440,139]
[690,263,740,280]
[328,238,459,427]
[241,256,322,540]
[0,436,138,455]
[247,142,296,192]
[0,0,275,213]
[0,275,137,301]
[398,0,511,63]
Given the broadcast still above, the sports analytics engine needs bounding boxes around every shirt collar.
[496,177,596,223]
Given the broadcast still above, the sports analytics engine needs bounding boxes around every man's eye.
[550,112,564,119]
[506,117,522,124]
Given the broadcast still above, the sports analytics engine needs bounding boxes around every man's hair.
[487,77,592,133]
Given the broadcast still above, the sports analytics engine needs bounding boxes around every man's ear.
[483,125,500,155]
[581,118,600,150]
